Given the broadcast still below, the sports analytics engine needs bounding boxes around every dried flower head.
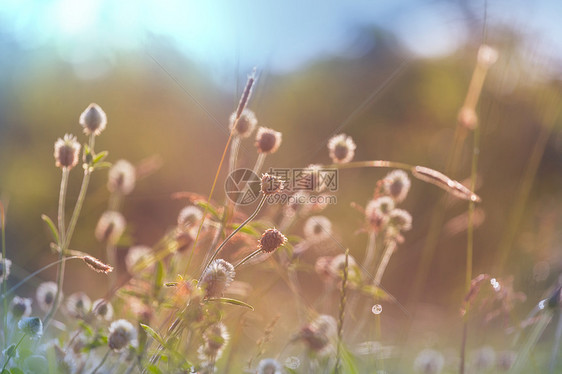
[18,317,43,339]
[303,216,332,242]
[10,296,32,319]
[327,133,356,164]
[92,298,114,320]
[65,292,91,318]
[260,173,284,195]
[258,228,287,253]
[107,160,136,195]
[257,358,284,374]
[383,170,411,203]
[82,255,114,274]
[477,44,499,68]
[413,349,444,374]
[298,315,337,355]
[198,322,229,362]
[125,245,153,273]
[95,211,126,244]
[108,319,138,351]
[200,259,236,298]
[54,134,81,170]
[36,281,61,312]
[365,197,394,232]
[388,209,413,232]
[177,205,203,229]
[255,127,282,154]
[229,109,257,138]
[79,103,107,136]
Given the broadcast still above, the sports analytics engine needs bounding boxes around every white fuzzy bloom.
[229,109,257,138]
[107,160,136,195]
[92,299,114,321]
[477,44,499,68]
[303,216,332,243]
[200,259,235,298]
[95,211,126,244]
[10,296,32,318]
[257,358,284,374]
[36,281,61,312]
[327,133,356,164]
[413,349,444,374]
[198,322,229,362]
[177,206,203,229]
[79,103,107,136]
[383,170,411,203]
[66,292,92,318]
[125,245,153,273]
[108,319,138,351]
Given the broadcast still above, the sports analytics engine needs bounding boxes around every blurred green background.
[1,0,562,369]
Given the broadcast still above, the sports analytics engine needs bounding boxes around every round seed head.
[327,133,356,164]
[200,259,236,298]
[79,103,107,136]
[299,315,337,355]
[54,134,81,170]
[10,296,32,319]
[95,211,126,244]
[257,358,284,374]
[108,319,138,351]
[107,159,136,195]
[198,322,229,362]
[255,127,282,154]
[177,205,203,229]
[389,209,412,232]
[328,254,360,283]
[125,245,153,273]
[92,298,114,320]
[413,349,445,374]
[383,170,411,203]
[260,173,284,195]
[258,228,287,253]
[365,198,394,232]
[66,292,91,318]
[18,317,43,339]
[229,109,257,138]
[36,281,61,312]
[303,216,332,242]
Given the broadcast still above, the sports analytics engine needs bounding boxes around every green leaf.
[229,224,259,236]
[164,282,178,287]
[195,201,220,220]
[92,150,108,164]
[93,161,112,170]
[41,214,59,244]
[154,260,164,292]
[10,368,25,374]
[140,323,166,347]
[206,297,254,311]
[338,345,360,374]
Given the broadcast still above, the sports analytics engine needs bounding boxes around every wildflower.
[107,160,136,195]
[200,259,236,298]
[92,298,114,321]
[258,228,287,253]
[36,281,61,312]
[260,173,284,195]
[303,216,332,243]
[53,134,81,170]
[299,164,326,192]
[365,197,394,232]
[177,205,203,229]
[327,133,356,164]
[108,319,138,351]
[383,170,411,203]
[229,109,257,138]
[328,254,360,284]
[198,322,229,362]
[79,103,107,136]
[257,358,284,374]
[413,349,444,374]
[95,211,126,244]
[10,296,32,319]
[388,209,413,232]
[18,317,43,339]
[175,229,194,252]
[66,292,91,318]
[125,245,153,273]
[82,255,114,274]
[477,44,499,68]
[255,127,282,154]
[298,315,337,355]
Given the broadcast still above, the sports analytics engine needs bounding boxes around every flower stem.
[91,348,111,374]
[1,333,25,372]
[373,240,397,286]
[1,202,7,346]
